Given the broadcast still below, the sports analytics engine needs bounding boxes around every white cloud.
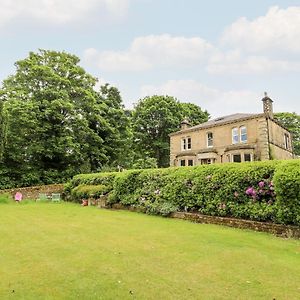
[221,6,300,54]
[83,34,216,72]
[82,5,300,77]
[140,80,262,117]
[207,50,300,74]
[0,0,130,27]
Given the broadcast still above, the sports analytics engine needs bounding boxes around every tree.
[131,95,209,167]
[0,50,129,187]
[275,112,300,156]
[96,84,132,167]
[180,102,209,126]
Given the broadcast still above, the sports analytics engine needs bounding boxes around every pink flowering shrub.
[66,160,300,225]
[245,180,275,204]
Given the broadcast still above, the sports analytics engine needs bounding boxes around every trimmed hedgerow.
[65,160,300,225]
[71,184,111,202]
[64,172,118,202]
[273,160,300,225]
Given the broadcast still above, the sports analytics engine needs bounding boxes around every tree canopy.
[275,112,300,156]
[0,50,130,187]
[131,95,209,167]
[0,50,210,187]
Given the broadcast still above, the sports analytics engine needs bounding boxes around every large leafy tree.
[96,84,132,167]
[180,102,209,126]
[131,95,209,167]
[0,50,128,187]
[275,112,300,156]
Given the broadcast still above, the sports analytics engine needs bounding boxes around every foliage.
[65,160,300,224]
[132,157,158,169]
[131,95,209,167]
[179,102,209,126]
[96,84,132,167]
[69,172,118,189]
[0,50,130,188]
[71,184,111,202]
[273,160,300,224]
[66,171,119,202]
[275,112,300,156]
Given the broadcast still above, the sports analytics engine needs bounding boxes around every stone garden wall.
[109,203,300,238]
[0,184,64,200]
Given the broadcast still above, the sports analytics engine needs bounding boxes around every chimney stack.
[262,92,274,119]
[181,118,190,130]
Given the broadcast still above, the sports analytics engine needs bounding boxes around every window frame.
[181,138,186,151]
[187,137,192,150]
[240,126,247,143]
[207,132,213,147]
[284,133,290,150]
[233,154,242,163]
[244,153,251,162]
[232,127,239,144]
[181,137,192,151]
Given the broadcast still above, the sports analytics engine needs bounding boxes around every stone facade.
[169,97,294,166]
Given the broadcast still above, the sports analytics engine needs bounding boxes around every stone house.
[169,94,294,166]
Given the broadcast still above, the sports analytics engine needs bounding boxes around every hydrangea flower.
[258,181,265,188]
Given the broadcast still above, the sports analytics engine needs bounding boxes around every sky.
[1,0,300,118]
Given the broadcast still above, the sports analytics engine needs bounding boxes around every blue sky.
[1,0,300,117]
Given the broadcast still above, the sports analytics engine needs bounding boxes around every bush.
[70,184,112,202]
[65,160,300,224]
[273,160,300,225]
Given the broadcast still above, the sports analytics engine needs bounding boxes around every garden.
[65,159,300,226]
[1,159,300,299]
[0,201,300,299]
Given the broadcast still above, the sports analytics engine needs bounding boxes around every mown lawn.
[0,202,299,300]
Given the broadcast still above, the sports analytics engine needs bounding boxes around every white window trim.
[240,126,247,143]
[232,128,239,144]
[181,137,191,151]
[181,138,186,151]
[207,132,213,148]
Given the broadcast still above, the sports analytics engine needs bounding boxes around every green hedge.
[64,172,118,202]
[273,160,300,225]
[65,160,300,225]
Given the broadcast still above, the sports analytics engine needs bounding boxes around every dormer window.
[207,132,213,147]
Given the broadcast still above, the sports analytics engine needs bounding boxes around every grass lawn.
[0,202,299,300]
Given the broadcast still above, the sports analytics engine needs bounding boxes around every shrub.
[273,160,300,225]
[65,160,300,224]
[71,184,112,202]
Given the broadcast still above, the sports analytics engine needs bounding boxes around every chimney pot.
[262,92,274,119]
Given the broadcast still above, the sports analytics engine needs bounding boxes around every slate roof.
[191,113,260,129]
[170,113,264,136]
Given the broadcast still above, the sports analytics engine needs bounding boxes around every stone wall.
[109,204,300,239]
[171,212,300,239]
[0,184,64,200]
